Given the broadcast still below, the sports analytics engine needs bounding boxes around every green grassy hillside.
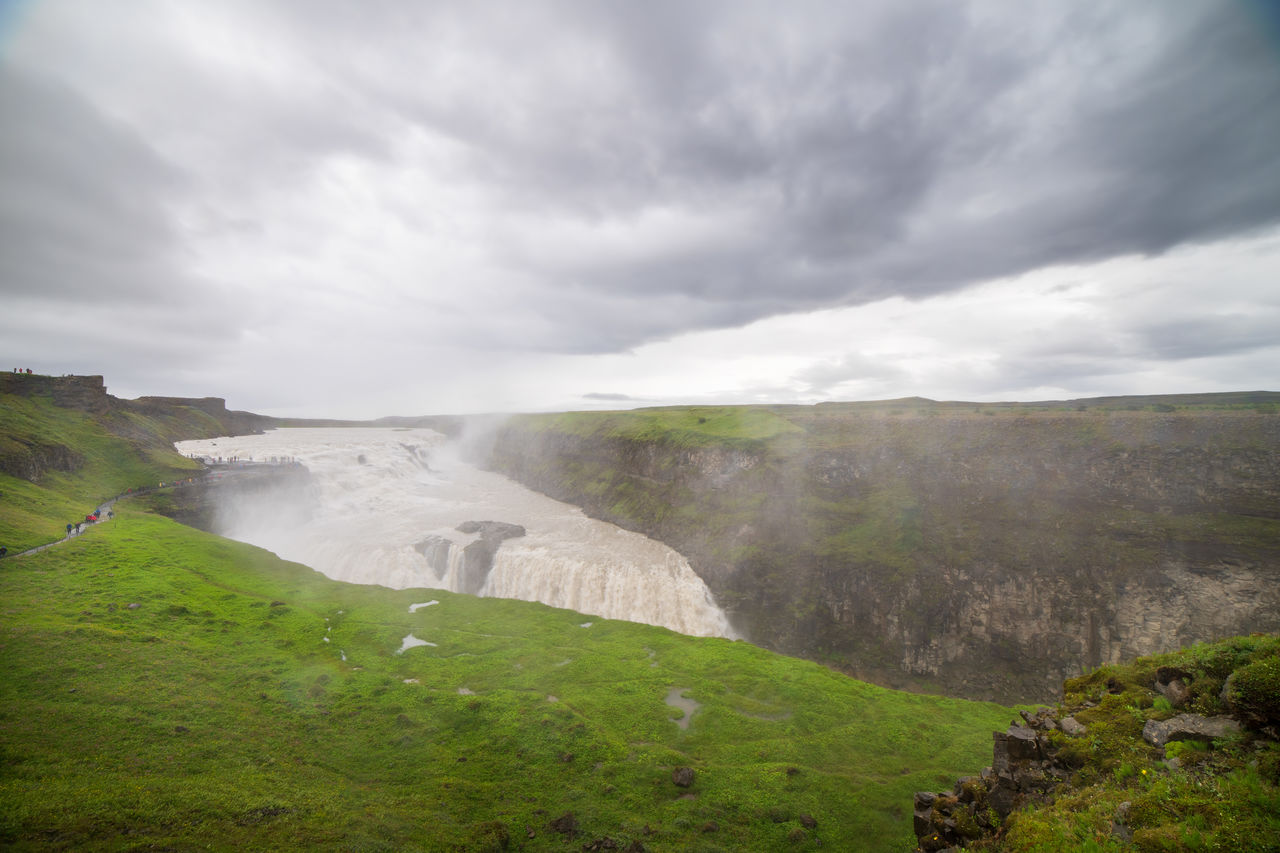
[0,390,1016,850]
[0,394,204,553]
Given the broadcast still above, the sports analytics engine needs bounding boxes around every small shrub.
[1164,740,1209,760]
[1114,762,1138,784]
[1228,655,1280,729]
[1256,744,1280,785]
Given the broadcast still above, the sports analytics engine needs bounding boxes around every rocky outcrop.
[0,373,111,413]
[126,395,273,437]
[0,373,272,440]
[912,634,1279,850]
[486,404,1280,702]
[1141,714,1241,748]
[914,708,1074,850]
[414,535,455,575]
[0,437,83,482]
[453,521,526,595]
[150,464,315,533]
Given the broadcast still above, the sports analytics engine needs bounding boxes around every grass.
[0,391,1017,850]
[0,394,202,553]
[507,406,802,449]
[0,510,1015,850]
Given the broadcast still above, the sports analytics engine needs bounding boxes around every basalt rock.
[414,535,454,576]
[454,521,526,595]
[671,767,695,788]
[0,438,83,482]
[1141,714,1241,748]
[1154,666,1194,707]
[913,707,1070,851]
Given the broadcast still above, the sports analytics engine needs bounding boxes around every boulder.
[1058,716,1087,737]
[1154,666,1193,707]
[1003,725,1043,761]
[453,521,527,595]
[1141,713,1241,748]
[549,812,577,836]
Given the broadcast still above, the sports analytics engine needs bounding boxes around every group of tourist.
[11,367,33,374]
[66,507,113,538]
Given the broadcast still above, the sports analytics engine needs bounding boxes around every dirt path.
[3,479,184,560]
[7,496,122,558]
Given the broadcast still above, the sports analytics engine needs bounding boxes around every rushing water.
[175,428,735,638]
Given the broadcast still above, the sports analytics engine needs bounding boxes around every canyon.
[484,397,1280,702]
[6,373,1277,704]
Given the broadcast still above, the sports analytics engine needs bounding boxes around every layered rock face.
[1,372,111,414]
[486,406,1280,702]
[0,374,273,483]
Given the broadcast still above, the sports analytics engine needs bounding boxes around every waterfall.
[176,427,736,639]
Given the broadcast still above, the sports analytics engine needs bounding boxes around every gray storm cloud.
[1,0,1277,413]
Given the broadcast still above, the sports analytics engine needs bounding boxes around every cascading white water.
[175,427,736,638]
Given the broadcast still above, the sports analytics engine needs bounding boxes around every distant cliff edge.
[484,396,1280,703]
[0,373,272,482]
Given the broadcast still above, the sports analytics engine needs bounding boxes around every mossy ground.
[975,637,1280,852]
[0,393,1016,850]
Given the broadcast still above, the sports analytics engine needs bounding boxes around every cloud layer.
[2,0,1277,416]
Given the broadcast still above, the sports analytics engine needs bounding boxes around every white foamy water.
[176,428,735,638]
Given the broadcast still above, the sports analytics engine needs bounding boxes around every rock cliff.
[484,399,1280,702]
[0,373,273,483]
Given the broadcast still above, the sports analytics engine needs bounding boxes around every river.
[175,427,735,638]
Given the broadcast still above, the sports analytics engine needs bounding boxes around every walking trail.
[4,480,184,560]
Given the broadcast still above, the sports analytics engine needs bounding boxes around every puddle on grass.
[666,687,700,730]
[579,622,593,628]
[457,687,475,695]
[396,634,437,654]
[409,601,439,613]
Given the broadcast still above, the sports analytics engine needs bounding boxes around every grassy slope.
[515,406,804,450]
[0,395,1016,850]
[0,394,204,553]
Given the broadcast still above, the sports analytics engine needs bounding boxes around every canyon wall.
[485,402,1280,702]
[0,373,272,483]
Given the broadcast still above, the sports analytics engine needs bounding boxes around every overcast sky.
[2,1,1278,418]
